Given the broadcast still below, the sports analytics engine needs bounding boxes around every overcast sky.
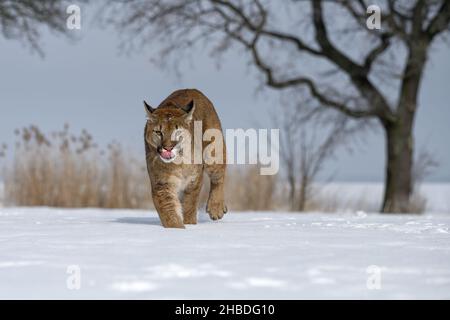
[0,5,449,182]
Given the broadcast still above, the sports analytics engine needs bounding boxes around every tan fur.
[144,89,227,228]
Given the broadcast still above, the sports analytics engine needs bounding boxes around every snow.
[1,207,450,299]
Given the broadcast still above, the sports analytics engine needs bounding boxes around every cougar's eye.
[153,130,162,136]
[175,125,179,130]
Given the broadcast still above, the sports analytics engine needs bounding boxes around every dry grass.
[407,192,427,214]
[224,165,279,211]
[3,125,151,208]
[196,165,279,211]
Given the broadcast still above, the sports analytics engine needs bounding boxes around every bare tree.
[275,104,299,210]
[275,102,347,211]
[297,127,338,212]
[104,0,450,212]
[0,0,78,55]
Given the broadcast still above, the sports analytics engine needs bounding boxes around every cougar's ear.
[144,100,155,114]
[182,100,195,123]
[144,100,156,123]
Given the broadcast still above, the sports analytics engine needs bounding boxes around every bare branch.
[0,0,80,56]
[312,0,395,122]
[426,0,450,39]
[211,0,323,56]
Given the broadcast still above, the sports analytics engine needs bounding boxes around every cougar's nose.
[163,145,173,151]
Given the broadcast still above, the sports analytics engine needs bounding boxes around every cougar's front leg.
[152,182,184,228]
[205,164,227,221]
[182,175,203,225]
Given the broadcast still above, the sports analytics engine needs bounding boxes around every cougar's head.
[144,100,195,163]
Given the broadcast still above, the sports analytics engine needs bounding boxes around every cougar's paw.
[206,200,227,221]
[161,215,185,229]
[163,223,185,229]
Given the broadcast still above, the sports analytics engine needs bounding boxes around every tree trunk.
[381,37,428,213]
[288,174,296,211]
[381,123,414,213]
[298,178,307,212]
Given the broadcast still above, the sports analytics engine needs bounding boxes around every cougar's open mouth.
[158,146,177,163]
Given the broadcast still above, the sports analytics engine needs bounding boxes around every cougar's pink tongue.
[160,149,173,159]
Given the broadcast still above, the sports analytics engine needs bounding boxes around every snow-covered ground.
[1,207,449,299]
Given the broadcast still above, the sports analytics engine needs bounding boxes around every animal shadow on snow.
[113,212,212,226]
[114,217,162,226]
